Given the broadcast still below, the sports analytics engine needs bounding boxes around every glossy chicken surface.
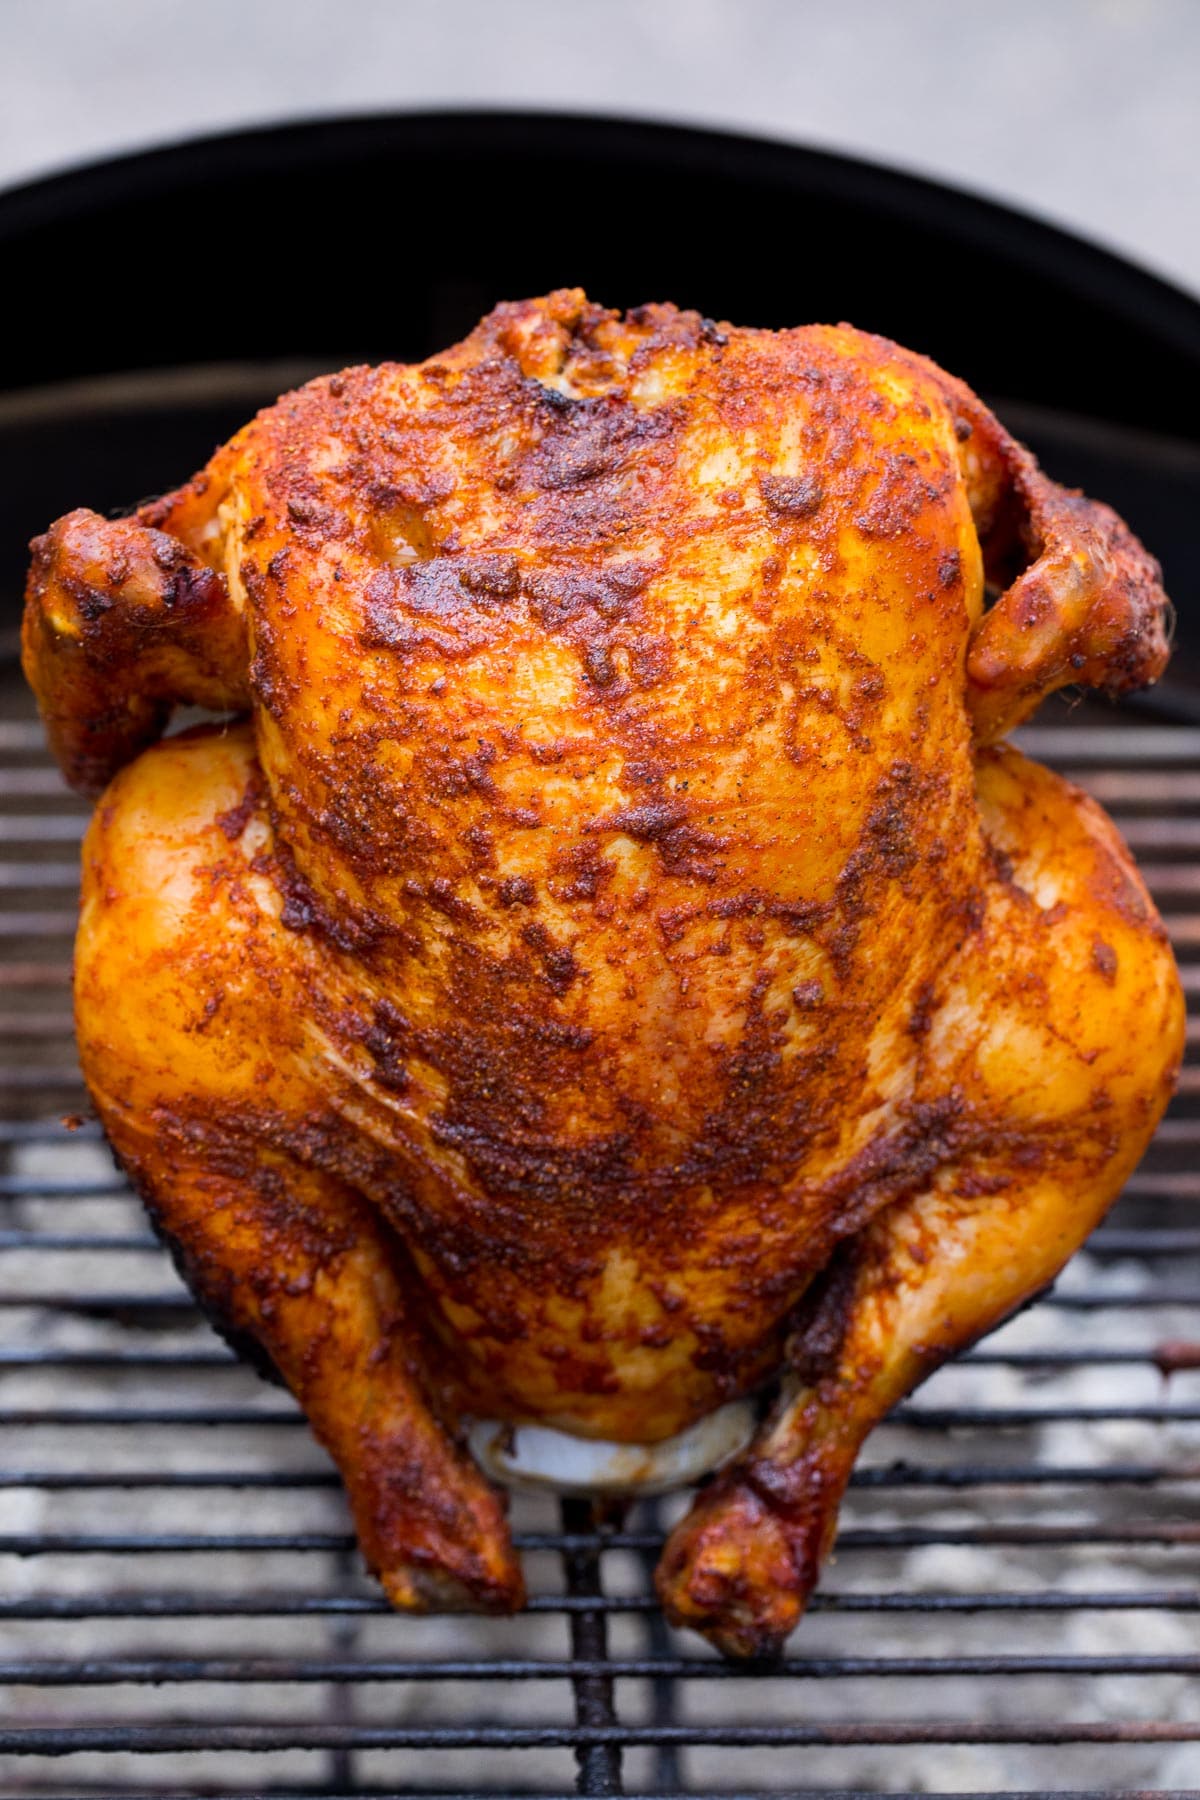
[23,292,1183,1654]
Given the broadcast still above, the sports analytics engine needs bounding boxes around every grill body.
[1,112,1199,1800]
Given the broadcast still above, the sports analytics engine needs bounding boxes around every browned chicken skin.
[23,292,1183,1655]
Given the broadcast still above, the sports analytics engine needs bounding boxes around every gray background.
[3,0,1199,297]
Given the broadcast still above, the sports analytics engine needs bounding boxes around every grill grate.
[2,678,1200,1799]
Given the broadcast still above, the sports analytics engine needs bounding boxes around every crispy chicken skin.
[23,291,1182,1654]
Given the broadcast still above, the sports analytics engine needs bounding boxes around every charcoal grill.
[1,112,1199,1800]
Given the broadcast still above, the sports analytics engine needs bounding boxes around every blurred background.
[3,0,1198,296]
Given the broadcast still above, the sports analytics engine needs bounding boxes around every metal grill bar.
[3,1651,1199,1684]
[3,1590,1199,1619]
[5,1226,1199,1257]
[8,1141,1187,1177]
[4,1790,1195,1800]
[2,1720,1200,1754]
[5,1520,1200,1553]
[4,1401,1200,1427]
[560,1500,622,1796]
[5,1789,1194,1800]
[5,1460,1196,1489]
[631,1503,682,1797]
[56,868,1200,910]
[2,1343,1193,1369]
[14,1029,1200,1070]
[8,1284,1198,1312]
[5,1345,1190,1370]
[50,832,1200,884]
[16,792,1200,843]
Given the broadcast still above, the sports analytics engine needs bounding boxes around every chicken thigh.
[23,292,1182,1655]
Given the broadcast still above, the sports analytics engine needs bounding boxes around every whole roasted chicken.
[23,291,1183,1657]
